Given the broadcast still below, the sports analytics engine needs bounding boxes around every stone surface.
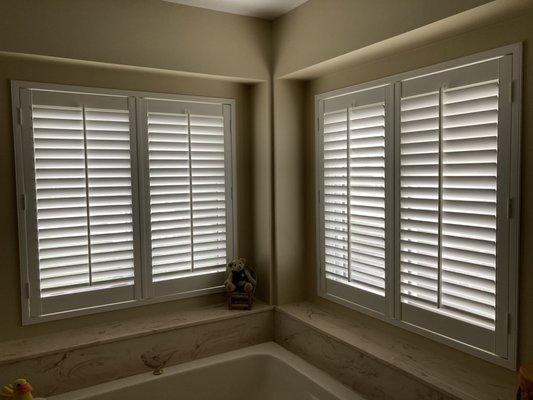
[275,312,451,400]
[275,302,516,400]
[0,301,517,399]
[0,310,273,397]
[0,302,272,365]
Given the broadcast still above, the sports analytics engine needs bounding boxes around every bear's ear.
[239,258,246,265]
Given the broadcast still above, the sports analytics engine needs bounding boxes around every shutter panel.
[320,85,392,314]
[24,89,138,316]
[142,99,232,297]
[399,58,507,351]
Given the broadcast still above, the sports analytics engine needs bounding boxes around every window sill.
[23,281,227,325]
[276,301,516,400]
[0,299,272,366]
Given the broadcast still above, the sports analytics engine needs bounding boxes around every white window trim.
[314,43,522,369]
[11,80,238,325]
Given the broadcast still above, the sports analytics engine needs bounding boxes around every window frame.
[11,80,237,325]
[314,43,522,369]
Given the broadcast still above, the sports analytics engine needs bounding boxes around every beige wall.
[0,0,271,81]
[272,0,494,77]
[301,10,533,364]
[250,81,274,303]
[273,79,307,304]
[0,52,257,341]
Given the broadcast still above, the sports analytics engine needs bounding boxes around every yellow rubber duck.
[1,379,33,400]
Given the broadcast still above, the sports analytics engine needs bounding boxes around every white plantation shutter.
[318,85,394,315]
[140,98,234,298]
[14,82,236,322]
[316,47,520,364]
[18,88,140,317]
[398,57,512,353]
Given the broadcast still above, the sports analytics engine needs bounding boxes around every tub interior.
[53,352,350,400]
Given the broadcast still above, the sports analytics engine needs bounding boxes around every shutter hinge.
[506,313,512,334]
[509,80,514,103]
[24,282,30,299]
[230,186,233,201]
[20,193,26,211]
[18,107,23,126]
[507,198,513,220]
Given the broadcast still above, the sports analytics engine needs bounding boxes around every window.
[315,44,521,368]
[12,82,235,323]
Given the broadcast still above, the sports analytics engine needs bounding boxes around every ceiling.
[163,0,309,20]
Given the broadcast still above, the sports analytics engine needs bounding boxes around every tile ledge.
[275,301,516,400]
[0,301,273,366]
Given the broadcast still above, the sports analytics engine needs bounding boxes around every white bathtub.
[48,342,363,400]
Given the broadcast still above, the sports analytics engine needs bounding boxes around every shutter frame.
[494,54,513,357]
[315,44,521,368]
[20,87,42,318]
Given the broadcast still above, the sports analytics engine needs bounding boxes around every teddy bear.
[224,258,256,294]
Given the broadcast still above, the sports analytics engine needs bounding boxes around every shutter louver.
[147,111,192,282]
[85,108,135,289]
[400,80,499,330]
[34,105,89,297]
[441,81,498,329]
[190,115,227,269]
[31,98,135,300]
[146,101,229,289]
[323,109,349,281]
[400,92,440,309]
[349,103,386,296]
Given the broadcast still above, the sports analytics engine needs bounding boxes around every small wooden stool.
[227,291,253,310]
[518,363,533,399]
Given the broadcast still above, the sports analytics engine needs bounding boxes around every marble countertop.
[276,302,517,400]
[0,301,273,366]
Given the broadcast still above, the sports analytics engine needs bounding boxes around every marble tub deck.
[0,301,518,400]
[275,302,517,400]
[0,303,273,397]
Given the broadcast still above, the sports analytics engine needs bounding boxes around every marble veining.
[275,302,516,400]
[0,302,516,400]
[0,302,273,365]
[275,312,452,400]
[0,310,273,397]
